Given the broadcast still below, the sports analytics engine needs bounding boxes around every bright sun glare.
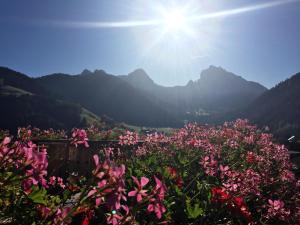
[163,9,187,32]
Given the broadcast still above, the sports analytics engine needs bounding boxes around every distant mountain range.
[35,70,179,127]
[0,65,299,141]
[120,66,267,121]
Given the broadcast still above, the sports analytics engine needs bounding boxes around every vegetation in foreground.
[0,120,299,224]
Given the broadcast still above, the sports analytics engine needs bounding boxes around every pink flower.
[219,165,229,179]
[2,136,11,145]
[71,128,89,148]
[21,144,49,191]
[147,200,166,219]
[200,155,218,176]
[106,211,123,225]
[93,154,99,167]
[154,176,167,201]
[128,176,149,202]
[57,177,66,189]
[87,188,104,207]
[280,169,295,182]
[54,207,71,224]
[267,199,290,220]
[49,176,56,186]
[118,131,138,146]
[268,199,284,211]
[37,205,51,219]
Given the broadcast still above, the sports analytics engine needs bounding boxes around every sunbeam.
[50,0,299,29]
[192,0,299,20]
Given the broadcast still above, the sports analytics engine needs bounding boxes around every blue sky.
[0,0,300,88]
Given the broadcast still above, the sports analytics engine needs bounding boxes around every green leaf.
[175,185,183,196]
[63,189,71,202]
[186,198,204,219]
[28,186,47,205]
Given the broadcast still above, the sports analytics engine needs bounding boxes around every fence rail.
[35,140,143,178]
[34,140,300,178]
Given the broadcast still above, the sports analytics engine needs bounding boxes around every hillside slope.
[36,70,181,127]
[0,67,105,131]
[243,72,300,140]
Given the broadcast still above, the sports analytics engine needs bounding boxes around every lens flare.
[163,9,187,32]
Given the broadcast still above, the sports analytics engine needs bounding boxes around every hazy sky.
[0,0,300,88]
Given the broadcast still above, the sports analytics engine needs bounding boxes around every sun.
[163,9,187,32]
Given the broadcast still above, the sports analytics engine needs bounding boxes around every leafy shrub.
[0,120,299,224]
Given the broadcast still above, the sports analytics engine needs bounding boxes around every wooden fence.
[35,140,300,179]
[35,140,142,178]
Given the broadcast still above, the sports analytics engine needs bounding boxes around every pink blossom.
[54,207,71,224]
[37,205,51,219]
[154,176,167,201]
[147,199,166,219]
[267,199,290,221]
[128,176,149,202]
[57,177,66,189]
[118,131,138,146]
[49,176,56,186]
[2,136,11,145]
[219,165,229,179]
[135,146,147,156]
[280,169,295,182]
[71,128,89,148]
[106,211,123,225]
[200,155,218,176]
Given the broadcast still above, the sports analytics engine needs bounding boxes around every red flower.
[211,187,230,203]
[231,197,253,223]
[175,177,184,189]
[81,217,90,225]
[246,151,256,163]
[166,166,177,179]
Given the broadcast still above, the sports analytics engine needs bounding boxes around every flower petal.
[140,177,149,187]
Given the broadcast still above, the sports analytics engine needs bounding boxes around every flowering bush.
[0,119,299,224]
[18,127,67,140]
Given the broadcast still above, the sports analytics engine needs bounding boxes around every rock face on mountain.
[243,72,300,141]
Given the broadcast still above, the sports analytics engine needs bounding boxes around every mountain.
[120,66,267,122]
[242,72,300,141]
[36,70,180,127]
[0,67,104,131]
[0,67,45,95]
[0,65,269,130]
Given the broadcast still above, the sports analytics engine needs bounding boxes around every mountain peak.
[200,65,237,80]
[196,66,267,96]
[209,65,225,71]
[128,68,154,83]
[94,69,107,75]
[128,68,149,77]
[80,69,92,76]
